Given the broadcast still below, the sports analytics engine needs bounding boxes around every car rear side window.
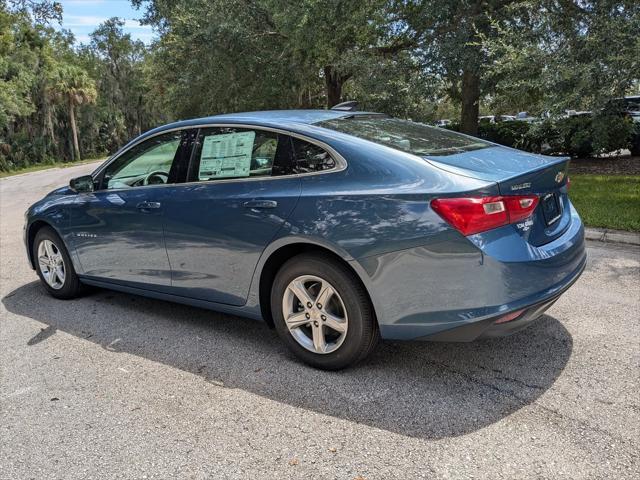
[291,137,336,172]
[189,127,296,181]
[317,116,491,156]
[188,128,338,182]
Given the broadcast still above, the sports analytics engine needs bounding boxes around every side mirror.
[69,175,95,193]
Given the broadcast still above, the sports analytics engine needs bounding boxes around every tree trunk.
[137,94,143,136]
[46,107,55,144]
[68,97,80,161]
[460,68,480,135]
[324,66,342,109]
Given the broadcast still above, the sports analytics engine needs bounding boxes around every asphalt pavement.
[1,162,639,479]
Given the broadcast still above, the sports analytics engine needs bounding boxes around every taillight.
[431,195,539,236]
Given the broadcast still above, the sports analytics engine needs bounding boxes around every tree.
[133,0,415,110]
[393,1,522,134]
[1,4,164,171]
[266,0,393,108]
[483,0,640,114]
[3,0,637,172]
[0,7,37,130]
[47,63,96,160]
[131,0,296,117]
[89,18,150,137]
[397,0,639,132]
[5,0,62,24]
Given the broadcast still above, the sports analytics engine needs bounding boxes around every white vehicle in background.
[434,119,452,127]
[479,115,516,124]
[564,110,592,118]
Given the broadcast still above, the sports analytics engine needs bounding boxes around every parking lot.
[1,163,639,479]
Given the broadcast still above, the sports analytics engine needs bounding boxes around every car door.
[162,126,303,305]
[68,129,195,288]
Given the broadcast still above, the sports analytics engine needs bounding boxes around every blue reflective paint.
[25,110,586,341]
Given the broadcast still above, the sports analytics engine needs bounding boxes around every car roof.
[116,109,385,155]
[151,109,380,131]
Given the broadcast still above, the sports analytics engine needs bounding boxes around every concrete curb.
[585,227,640,246]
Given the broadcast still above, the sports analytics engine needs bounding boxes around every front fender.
[24,194,80,272]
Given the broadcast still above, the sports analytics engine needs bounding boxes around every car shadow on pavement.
[3,281,573,440]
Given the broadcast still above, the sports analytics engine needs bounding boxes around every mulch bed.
[569,155,640,175]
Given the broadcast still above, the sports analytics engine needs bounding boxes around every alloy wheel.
[37,239,66,290]
[282,274,348,354]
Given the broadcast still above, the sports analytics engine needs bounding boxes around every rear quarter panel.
[283,132,496,259]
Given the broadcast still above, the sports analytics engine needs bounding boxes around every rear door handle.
[136,201,161,211]
[243,200,278,209]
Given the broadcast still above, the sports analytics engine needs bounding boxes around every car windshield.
[317,116,491,156]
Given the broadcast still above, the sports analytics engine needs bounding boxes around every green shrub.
[555,116,594,158]
[519,119,561,154]
[591,114,635,154]
[440,114,637,158]
[478,121,531,148]
[0,132,57,171]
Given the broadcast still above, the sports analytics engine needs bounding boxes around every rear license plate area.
[542,193,561,225]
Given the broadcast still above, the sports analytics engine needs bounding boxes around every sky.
[55,0,154,45]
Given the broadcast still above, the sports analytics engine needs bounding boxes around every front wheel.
[271,253,379,370]
[33,227,83,299]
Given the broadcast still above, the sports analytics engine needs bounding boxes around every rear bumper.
[358,203,586,341]
[419,258,584,342]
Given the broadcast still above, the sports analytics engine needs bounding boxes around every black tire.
[33,226,83,299]
[271,252,379,370]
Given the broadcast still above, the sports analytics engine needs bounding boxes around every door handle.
[242,200,278,209]
[136,201,161,211]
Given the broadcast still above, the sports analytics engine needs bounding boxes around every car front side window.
[102,131,184,190]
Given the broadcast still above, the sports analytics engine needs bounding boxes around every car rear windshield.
[317,116,491,156]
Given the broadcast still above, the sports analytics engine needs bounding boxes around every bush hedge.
[446,114,639,158]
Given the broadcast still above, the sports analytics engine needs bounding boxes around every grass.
[0,158,105,178]
[570,174,640,232]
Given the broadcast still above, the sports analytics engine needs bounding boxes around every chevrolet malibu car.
[24,109,586,369]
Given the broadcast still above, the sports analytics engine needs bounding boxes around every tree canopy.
[1,0,638,171]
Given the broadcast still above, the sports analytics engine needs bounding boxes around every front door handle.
[136,201,161,211]
[243,200,278,209]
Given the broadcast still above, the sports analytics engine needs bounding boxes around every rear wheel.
[34,227,82,299]
[271,253,379,370]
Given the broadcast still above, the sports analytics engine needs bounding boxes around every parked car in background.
[435,119,452,127]
[610,95,640,123]
[515,111,540,123]
[563,110,593,118]
[479,115,516,124]
[24,108,586,369]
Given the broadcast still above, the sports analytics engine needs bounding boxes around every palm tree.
[47,64,97,161]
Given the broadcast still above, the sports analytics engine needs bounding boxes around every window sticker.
[199,131,256,180]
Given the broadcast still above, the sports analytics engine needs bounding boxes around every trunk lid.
[424,146,571,246]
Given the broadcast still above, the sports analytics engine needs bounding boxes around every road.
[1,163,639,479]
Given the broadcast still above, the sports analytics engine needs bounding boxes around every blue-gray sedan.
[24,109,586,369]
